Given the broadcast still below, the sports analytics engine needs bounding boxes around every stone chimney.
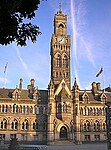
[27,79,35,94]
[92,82,97,95]
[96,82,101,92]
[30,79,35,93]
[19,78,23,91]
[30,79,35,87]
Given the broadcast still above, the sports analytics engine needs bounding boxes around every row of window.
[54,71,69,79]
[84,134,106,141]
[84,135,100,141]
[55,54,68,68]
[0,119,47,131]
[57,103,71,113]
[12,93,38,100]
[0,105,47,115]
[80,107,106,116]
[80,120,106,132]
[53,44,69,50]
[82,94,107,103]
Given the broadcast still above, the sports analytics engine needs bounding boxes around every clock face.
[57,37,65,44]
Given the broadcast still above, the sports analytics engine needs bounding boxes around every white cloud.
[0,77,10,86]
[12,44,36,79]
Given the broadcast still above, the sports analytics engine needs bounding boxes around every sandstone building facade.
[0,7,111,145]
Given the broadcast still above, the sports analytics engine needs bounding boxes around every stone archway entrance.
[60,126,68,139]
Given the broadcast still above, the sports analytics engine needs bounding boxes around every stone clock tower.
[47,6,74,144]
[50,6,71,89]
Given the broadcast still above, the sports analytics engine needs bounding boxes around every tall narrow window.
[4,120,7,129]
[63,103,67,113]
[15,121,18,130]
[23,106,25,114]
[26,121,29,130]
[63,55,68,68]
[0,119,7,129]
[11,120,18,130]
[19,105,22,113]
[58,103,62,114]
[22,122,25,130]
[2,105,4,113]
[84,121,90,131]
[56,54,61,67]
[94,121,100,131]
[6,105,8,113]
[26,106,29,114]
[22,120,29,130]
[33,120,38,130]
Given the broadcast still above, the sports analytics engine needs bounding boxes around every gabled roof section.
[82,91,89,100]
[54,79,71,96]
[12,87,20,95]
[0,88,48,104]
[100,92,107,99]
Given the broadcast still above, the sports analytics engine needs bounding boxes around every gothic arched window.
[26,106,29,114]
[11,119,18,130]
[23,105,25,114]
[58,103,62,114]
[83,95,89,103]
[80,107,83,115]
[93,120,100,131]
[101,95,107,103]
[89,108,93,115]
[63,103,67,113]
[22,120,29,130]
[6,105,8,113]
[84,120,90,131]
[0,119,7,129]
[56,54,61,67]
[30,106,33,113]
[58,24,64,35]
[2,105,4,113]
[63,55,68,68]
[26,121,29,130]
[33,120,38,130]
[103,123,106,131]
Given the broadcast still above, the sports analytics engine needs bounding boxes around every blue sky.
[0,0,111,90]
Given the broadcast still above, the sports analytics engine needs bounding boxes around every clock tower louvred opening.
[50,5,71,89]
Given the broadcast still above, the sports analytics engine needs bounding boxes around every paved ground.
[0,143,107,150]
[48,143,107,150]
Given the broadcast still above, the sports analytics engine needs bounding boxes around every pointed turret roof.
[73,77,79,90]
[57,3,63,15]
[48,78,54,89]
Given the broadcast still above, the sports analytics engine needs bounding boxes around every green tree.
[0,0,42,46]
[8,138,19,150]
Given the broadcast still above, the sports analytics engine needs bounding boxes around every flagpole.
[3,63,8,88]
[102,67,105,92]
[4,71,7,88]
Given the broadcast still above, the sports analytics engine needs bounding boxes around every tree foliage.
[8,138,19,150]
[0,0,42,46]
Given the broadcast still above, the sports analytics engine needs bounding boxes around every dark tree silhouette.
[8,138,19,150]
[0,0,43,46]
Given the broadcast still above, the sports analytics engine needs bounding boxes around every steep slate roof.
[0,88,13,98]
[79,90,111,103]
[0,88,48,104]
